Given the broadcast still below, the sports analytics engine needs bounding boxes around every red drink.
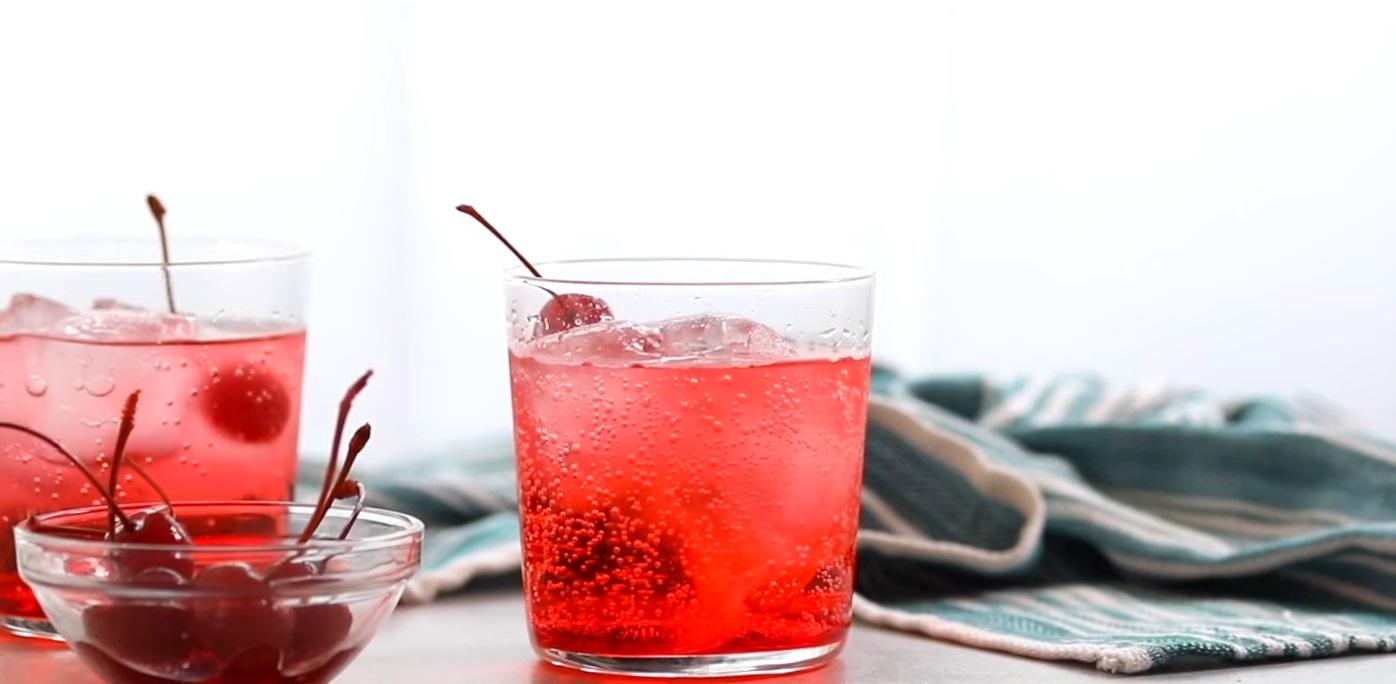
[0,310,306,624]
[511,349,870,657]
[495,254,875,677]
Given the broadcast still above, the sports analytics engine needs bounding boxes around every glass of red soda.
[0,237,309,637]
[504,258,874,678]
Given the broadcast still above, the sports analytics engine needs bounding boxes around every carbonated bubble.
[25,375,47,397]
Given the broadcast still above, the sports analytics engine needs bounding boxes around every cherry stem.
[103,391,173,518]
[456,204,580,320]
[0,422,132,529]
[146,194,177,314]
[310,424,371,540]
[336,480,367,541]
[107,391,141,535]
[455,205,543,278]
[123,459,175,511]
[297,372,372,544]
[316,371,371,510]
[302,424,369,541]
[333,425,372,500]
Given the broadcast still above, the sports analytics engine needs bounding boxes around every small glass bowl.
[14,501,423,684]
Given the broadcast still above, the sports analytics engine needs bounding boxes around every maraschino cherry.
[146,194,293,444]
[456,205,614,335]
[201,363,293,444]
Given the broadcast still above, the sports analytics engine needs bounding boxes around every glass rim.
[0,236,311,268]
[15,501,424,555]
[503,257,875,287]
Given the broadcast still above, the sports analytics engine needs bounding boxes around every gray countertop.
[3,588,1392,683]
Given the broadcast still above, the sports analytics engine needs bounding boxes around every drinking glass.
[0,237,310,638]
[504,258,874,677]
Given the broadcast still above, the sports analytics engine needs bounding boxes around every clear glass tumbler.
[0,238,310,638]
[504,258,874,678]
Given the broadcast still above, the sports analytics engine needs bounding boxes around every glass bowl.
[14,501,423,684]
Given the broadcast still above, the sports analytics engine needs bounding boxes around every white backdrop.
[2,1,1393,462]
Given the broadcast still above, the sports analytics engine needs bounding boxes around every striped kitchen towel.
[328,368,1396,674]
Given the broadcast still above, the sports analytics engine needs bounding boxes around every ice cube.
[57,308,200,343]
[91,297,145,311]
[656,314,796,362]
[0,293,74,336]
[527,319,664,364]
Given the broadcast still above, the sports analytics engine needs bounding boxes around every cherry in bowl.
[14,501,423,684]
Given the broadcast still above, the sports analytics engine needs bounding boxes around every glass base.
[536,642,843,678]
[2,615,61,640]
